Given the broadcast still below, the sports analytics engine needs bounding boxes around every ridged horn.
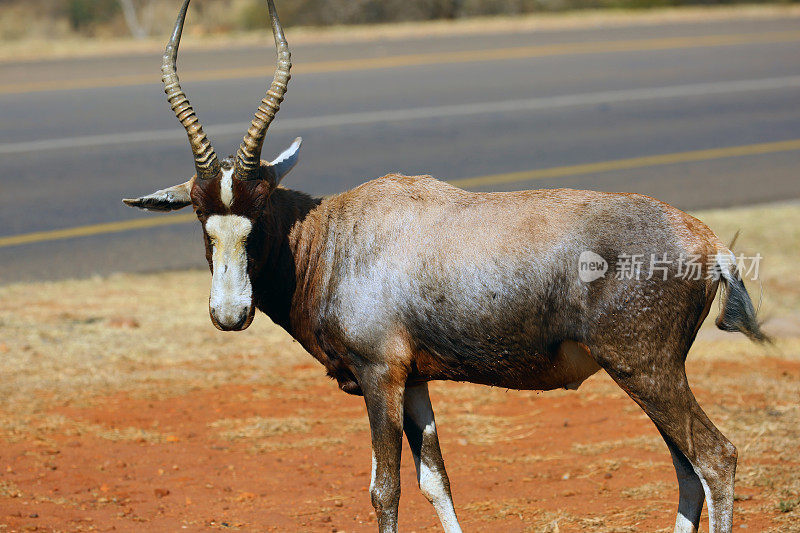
[162,0,221,180]
[234,0,291,181]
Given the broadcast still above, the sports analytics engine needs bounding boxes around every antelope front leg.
[362,366,405,533]
[404,383,462,533]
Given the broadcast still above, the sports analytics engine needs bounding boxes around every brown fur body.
[252,175,719,396]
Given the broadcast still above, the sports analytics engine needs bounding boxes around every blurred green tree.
[64,0,119,31]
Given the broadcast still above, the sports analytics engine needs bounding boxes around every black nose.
[230,311,248,330]
[210,306,251,331]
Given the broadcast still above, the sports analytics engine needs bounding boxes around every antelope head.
[123,0,300,331]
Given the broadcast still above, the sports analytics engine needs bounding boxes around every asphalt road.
[1,15,799,283]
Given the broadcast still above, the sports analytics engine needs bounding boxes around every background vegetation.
[0,0,797,42]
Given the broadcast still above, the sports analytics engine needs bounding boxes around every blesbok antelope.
[124,1,767,531]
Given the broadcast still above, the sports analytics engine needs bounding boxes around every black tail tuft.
[716,272,769,343]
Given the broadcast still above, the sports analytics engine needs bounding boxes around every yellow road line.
[449,138,800,188]
[0,214,196,248]
[3,30,800,95]
[1,137,799,249]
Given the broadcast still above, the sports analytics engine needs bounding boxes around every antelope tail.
[714,250,769,343]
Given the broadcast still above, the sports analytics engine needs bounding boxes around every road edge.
[3,4,800,64]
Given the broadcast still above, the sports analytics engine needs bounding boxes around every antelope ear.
[268,137,302,185]
[123,179,193,212]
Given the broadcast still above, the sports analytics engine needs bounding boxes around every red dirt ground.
[1,357,798,532]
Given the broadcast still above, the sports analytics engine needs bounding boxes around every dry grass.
[461,497,560,525]
[571,435,665,456]
[0,412,167,444]
[0,480,24,499]
[620,480,671,499]
[210,416,312,440]
[0,270,307,412]
[438,412,541,445]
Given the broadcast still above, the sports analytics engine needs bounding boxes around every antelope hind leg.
[404,383,462,533]
[600,358,737,533]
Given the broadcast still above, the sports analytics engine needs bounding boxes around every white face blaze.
[219,167,234,208]
[205,214,253,329]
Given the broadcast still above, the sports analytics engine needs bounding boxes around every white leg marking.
[697,471,734,532]
[405,385,462,533]
[369,450,377,494]
[675,512,698,533]
[416,425,461,533]
[219,167,234,208]
[699,477,717,527]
